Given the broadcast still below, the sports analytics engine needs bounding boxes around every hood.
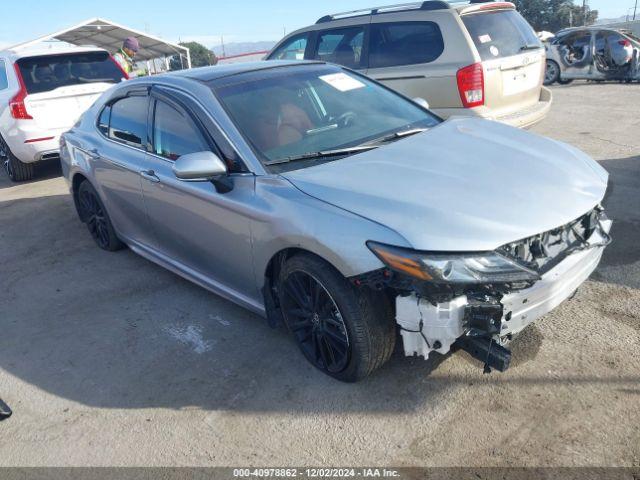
[282,118,608,252]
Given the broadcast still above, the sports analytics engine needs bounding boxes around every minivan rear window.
[462,10,541,61]
[17,51,124,95]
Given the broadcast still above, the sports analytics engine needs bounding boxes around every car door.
[139,86,258,301]
[556,31,593,79]
[92,91,155,246]
[595,30,634,73]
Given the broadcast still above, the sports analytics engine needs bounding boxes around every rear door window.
[314,27,365,69]
[369,22,444,68]
[108,95,148,149]
[16,51,125,95]
[97,104,111,136]
[269,33,309,60]
[462,10,541,60]
[152,100,208,161]
[0,60,8,90]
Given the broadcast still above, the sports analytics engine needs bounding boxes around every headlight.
[367,242,540,284]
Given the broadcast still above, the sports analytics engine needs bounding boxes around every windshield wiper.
[264,145,379,166]
[520,44,542,51]
[363,127,428,147]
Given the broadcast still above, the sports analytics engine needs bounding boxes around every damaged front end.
[356,207,612,373]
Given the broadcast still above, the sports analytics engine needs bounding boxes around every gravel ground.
[0,82,638,467]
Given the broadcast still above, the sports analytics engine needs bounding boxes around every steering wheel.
[336,111,357,128]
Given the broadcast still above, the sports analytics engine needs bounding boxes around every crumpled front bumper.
[396,216,612,362]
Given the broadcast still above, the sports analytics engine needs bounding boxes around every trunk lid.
[17,50,124,130]
[25,83,112,130]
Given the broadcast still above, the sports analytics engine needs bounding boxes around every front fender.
[251,176,410,290]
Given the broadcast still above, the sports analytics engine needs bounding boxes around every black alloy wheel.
[281,270,350,374]
[77,181,124,251]
[79,185,110,249]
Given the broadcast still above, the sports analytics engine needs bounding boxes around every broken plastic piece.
[0,398,12,421]
[457,336,511,373]
[463,300,503,337]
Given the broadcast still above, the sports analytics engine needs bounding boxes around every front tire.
[544,60,560,85]
[278,253,395,382]
[77,180,125,251]
[1,136,34,182]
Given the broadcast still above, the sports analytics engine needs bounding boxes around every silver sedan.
[61,61,611,382]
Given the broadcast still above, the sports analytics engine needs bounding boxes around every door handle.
[140,169,160,183]
[87,148,101,160]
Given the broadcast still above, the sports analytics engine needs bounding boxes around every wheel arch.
[545,59,561,85]
[261,246,347,329]
[71,172,92,222]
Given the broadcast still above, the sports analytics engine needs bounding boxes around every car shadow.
[0,192,460,413]
[551,80,640,89]
[0,159,62,190]
[0,156,638,413]
[592,155,640,289]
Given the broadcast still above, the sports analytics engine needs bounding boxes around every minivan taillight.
[457,63,485,109]
[9,63,33,120]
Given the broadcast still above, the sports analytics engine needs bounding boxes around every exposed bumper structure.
[396,215,612,366]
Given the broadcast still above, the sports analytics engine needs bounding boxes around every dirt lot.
[0,82,638,467]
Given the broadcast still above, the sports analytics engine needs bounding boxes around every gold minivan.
[267,0,552,128]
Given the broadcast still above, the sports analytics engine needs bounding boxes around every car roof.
[273,1,515,50]
[171,60,326,82]
[556,26,627,35]
[0,45,108,62]
[312,1,514,24]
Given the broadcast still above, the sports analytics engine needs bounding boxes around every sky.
[0,0,636,50]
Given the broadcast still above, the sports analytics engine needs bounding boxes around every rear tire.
[278,253,395,382]
[1,136,34,182]
[77,180,125,251]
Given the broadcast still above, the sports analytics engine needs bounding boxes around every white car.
[0,46,127,182]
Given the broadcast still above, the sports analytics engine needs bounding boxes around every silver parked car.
[544,27,640,85]
[61,61,611,382]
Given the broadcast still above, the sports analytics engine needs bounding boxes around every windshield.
[17,51,125,95]
[211,65,439,170]
[462,10,542,61]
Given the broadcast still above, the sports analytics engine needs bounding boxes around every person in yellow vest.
[113,37,140,78]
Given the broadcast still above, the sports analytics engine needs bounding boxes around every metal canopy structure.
[10,17,191,69]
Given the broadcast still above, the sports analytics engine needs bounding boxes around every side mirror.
[413,97,430,110]
[173,151,228,182]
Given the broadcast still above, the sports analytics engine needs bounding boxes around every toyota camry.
[60,61,611,382]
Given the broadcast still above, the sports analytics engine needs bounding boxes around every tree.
[169,41,217,70]
[512,0,598,32]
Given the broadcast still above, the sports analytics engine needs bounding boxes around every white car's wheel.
[0,135,34,182]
